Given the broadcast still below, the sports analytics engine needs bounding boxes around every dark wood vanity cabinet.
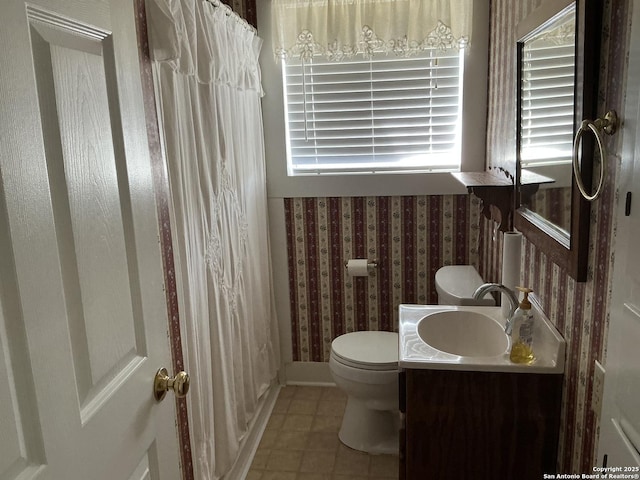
[399,368,563,480]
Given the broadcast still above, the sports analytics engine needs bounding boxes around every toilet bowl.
[329,331,399,454]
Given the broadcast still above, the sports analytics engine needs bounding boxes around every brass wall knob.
[154,367,190,401]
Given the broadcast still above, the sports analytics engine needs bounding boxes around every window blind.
[282,50,464,175]
[520,40,575,168]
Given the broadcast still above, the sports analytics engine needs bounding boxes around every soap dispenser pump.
[509,287,535,364]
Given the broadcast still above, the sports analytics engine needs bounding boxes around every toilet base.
[338,396,399,455]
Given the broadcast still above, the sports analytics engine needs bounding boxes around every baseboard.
[224,382,280,480]
[285,361,335,386]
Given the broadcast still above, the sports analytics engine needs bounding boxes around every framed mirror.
[515,0,602,282]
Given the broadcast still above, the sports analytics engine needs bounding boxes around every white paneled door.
[597,0,640,469]
[0,1,183,479]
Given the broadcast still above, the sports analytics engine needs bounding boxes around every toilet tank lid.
[435,265,486,300]
[331,331,398,367]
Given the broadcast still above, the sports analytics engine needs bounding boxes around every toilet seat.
[331,331,398,371]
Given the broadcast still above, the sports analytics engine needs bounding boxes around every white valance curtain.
[147,1,279,478]
[272,0,474,61]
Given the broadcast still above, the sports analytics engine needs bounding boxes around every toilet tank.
[435,265,496,306]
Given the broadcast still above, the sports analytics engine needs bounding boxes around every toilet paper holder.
[344,259,378,273]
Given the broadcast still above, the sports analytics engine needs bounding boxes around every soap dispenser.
[509,287,535,364]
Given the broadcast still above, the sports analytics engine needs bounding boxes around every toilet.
[329,331,399,454]
[329,265,492,455]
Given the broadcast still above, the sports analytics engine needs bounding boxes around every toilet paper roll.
[346,259,370,277]
[501,231,523,317]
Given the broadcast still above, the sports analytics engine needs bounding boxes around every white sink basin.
[399,303,565,373]
[417,310,509,357]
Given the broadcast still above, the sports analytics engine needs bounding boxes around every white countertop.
[398,301,565,374]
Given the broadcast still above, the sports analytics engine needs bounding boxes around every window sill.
[266,169,470,198]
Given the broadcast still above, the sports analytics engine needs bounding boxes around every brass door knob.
[154,367,190,401]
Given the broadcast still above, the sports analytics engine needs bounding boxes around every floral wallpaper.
[284,195,481,362]
[481,0,631,473]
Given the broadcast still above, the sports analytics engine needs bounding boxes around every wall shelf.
[451,172,514,232]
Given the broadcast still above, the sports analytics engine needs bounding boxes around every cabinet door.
[403,369,562,480]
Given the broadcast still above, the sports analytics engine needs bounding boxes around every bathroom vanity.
[399,368,562,480]
[397,304,565,480]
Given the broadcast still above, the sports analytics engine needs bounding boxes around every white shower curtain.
[147,1,279,478]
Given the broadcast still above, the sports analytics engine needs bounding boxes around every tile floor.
[247,385,399,480]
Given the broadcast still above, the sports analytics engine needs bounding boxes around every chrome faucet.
[472,283,520,335]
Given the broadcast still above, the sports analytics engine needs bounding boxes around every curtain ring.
[572,110,618,202]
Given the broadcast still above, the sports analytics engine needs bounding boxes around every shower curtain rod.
[206,0,257,34]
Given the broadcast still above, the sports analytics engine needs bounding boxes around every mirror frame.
[515,0,602,282]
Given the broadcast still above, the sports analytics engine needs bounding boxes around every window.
[282,49,465,175]
[519,11,575,169]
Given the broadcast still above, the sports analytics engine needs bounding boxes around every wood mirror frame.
[515,0,602,282]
